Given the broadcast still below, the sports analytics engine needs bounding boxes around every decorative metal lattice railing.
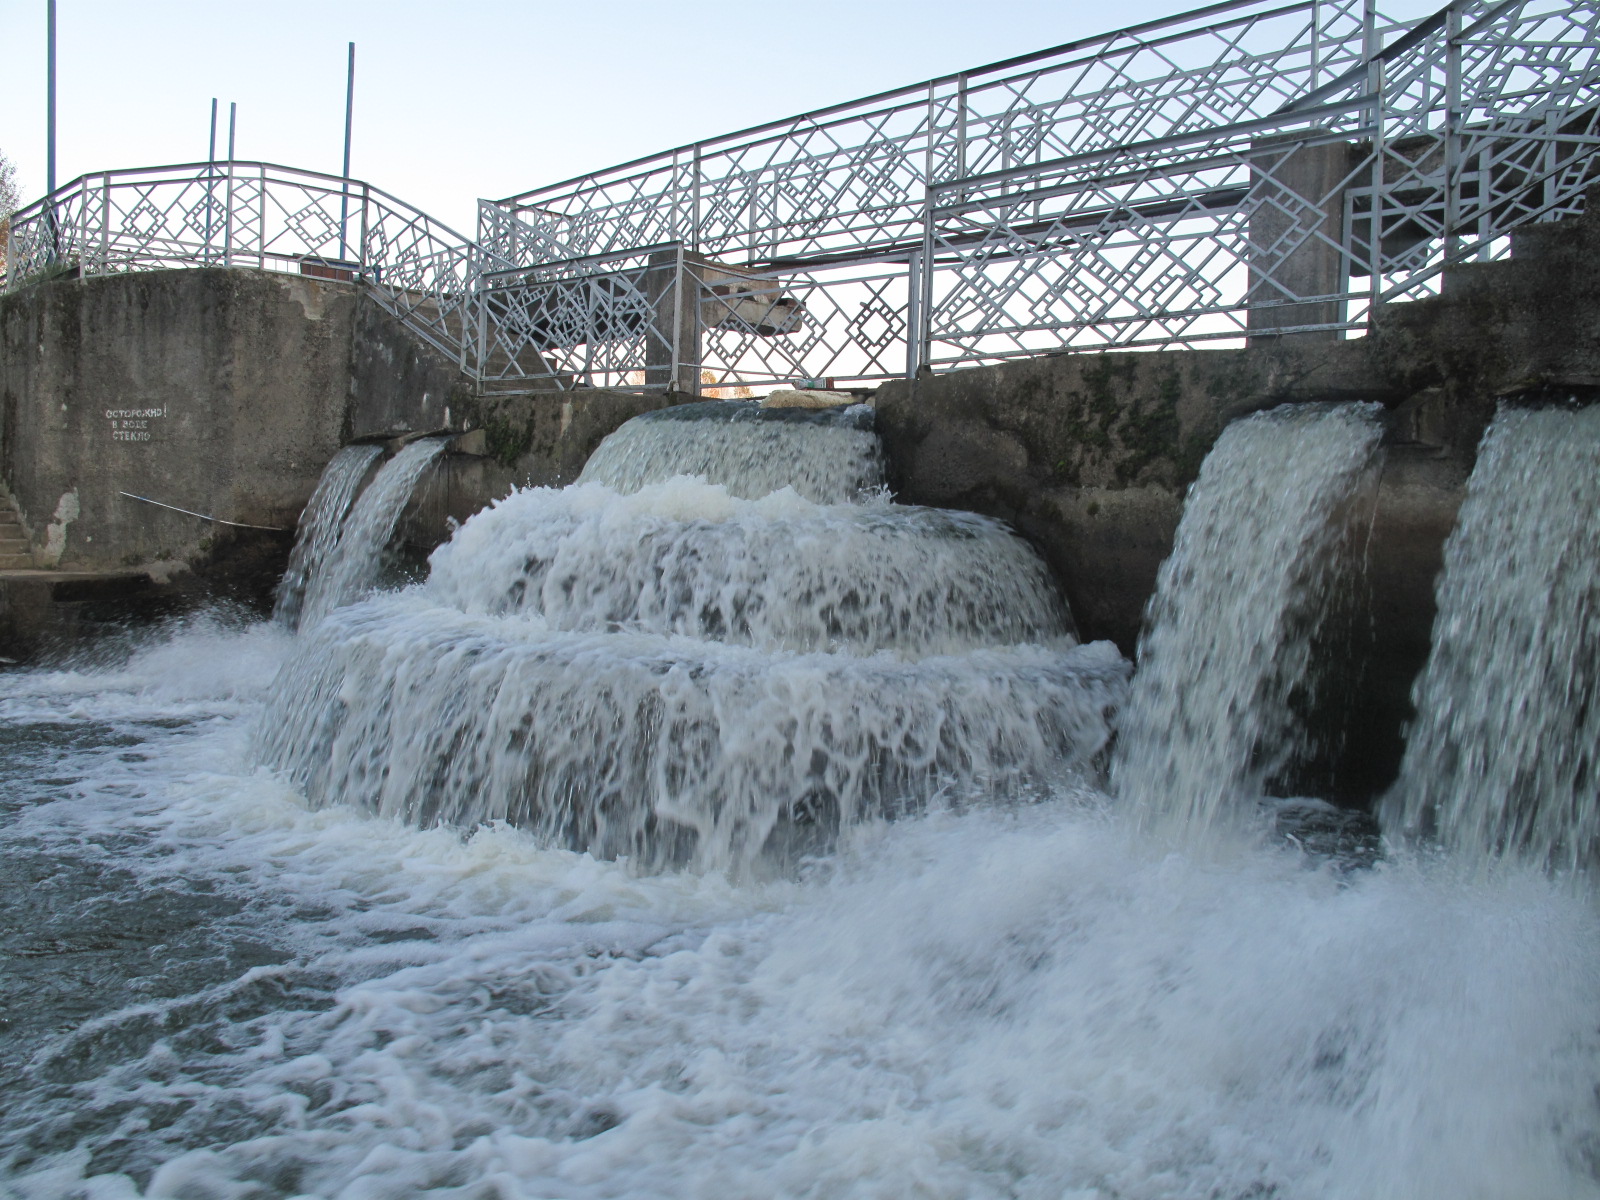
[2,161,498,370]
[484,0,1600,385]
[5,0,1597,394]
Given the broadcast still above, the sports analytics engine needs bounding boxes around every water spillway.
[576,400,886,502]
[273,443,384,629]
[259,411,1125,872]
[5,397,1600,1195]
[1386,401,1600,872]
[426,479,1076,655]
[293,437,448,629]
[1112,403,1385,834]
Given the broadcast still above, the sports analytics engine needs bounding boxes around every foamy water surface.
[1,618,1597,1199]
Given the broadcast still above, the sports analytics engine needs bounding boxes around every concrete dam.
[2,0,1600,1191]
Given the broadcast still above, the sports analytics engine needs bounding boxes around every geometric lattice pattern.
[6,0,1597,393]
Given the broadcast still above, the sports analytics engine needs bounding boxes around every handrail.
[5,0,1596,393]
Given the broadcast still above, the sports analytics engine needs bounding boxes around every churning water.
[2,400,1598,1198]
[576,401,885,502]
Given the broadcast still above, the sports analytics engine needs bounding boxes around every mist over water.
[2,400,1598,1197]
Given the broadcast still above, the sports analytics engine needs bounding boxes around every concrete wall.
[873,193,1600,798]
[0,267,670,656]
[0,268,670,582]
[0,269,355,580]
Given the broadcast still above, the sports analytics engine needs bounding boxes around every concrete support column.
[1247,136,1356,344]
[644,248,701,392]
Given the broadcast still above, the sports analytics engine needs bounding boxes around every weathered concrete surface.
[349,299,477,440]
[0,269,354,578]
[875,192,1600,799]
[0,267,672,655]
[398,389,677,553]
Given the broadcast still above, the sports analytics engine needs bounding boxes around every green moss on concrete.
[482,412,538,469]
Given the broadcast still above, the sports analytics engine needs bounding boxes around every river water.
[1,402,1598,1198]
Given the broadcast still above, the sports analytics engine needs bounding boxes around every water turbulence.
[273,443,384,629]
[576,400,886,502]
[294,437,447,628]
[259,410,1126,872]
[1386,401,1600,872]
[1112,403,1384,834]
[6,401,1600,1198]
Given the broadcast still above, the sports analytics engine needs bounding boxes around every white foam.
[257,595,1126,872]
[427,479,1075,656]
[3,681,1596,1199]
[577,403,884,503]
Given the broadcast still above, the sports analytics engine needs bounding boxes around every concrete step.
[0,553,34,569]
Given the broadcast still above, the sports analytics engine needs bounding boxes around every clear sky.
[1,0,1440,234]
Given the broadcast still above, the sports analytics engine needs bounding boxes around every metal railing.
[2,160,497,371]
[485,0,1600,380]
[5,0,1598,395]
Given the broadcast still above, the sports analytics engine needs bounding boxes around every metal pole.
[340,41,355,261]
[206,98,217,263]
[46,0,58,262]
[228,101,237,160]
[46,0,56,195]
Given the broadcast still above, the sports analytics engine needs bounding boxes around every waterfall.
[274,444,385,629]
[577,401,885,502]
[1386,401,1600,872]
[1112,402,1384,834]
[259,417,1127,874]
[296,438,447,629]
[425,478,1076,656]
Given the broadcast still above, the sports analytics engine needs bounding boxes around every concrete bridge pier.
[1246,136,1359,343]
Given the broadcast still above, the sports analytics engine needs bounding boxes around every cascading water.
[295,437,447,628]
[1112,402,1384,834]
[258,440,1127,871]
[576,400,885,502]
[1386,401,1600,872]
[4,398,1599,1198]
[273,443,384,629]
[426,478,1076,655]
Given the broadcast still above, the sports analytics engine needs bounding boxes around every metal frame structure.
[6,0,1598,395]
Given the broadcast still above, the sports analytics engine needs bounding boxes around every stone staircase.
[0,488,35,570]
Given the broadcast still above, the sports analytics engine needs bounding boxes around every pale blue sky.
[1,0,1439,232]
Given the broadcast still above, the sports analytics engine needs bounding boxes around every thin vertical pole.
[340,41,355,262]
[223,105,236,267]
[206,98,217,263]
[46,0,56,195]
[1443,5,1462,259]
[46,0,58,261]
